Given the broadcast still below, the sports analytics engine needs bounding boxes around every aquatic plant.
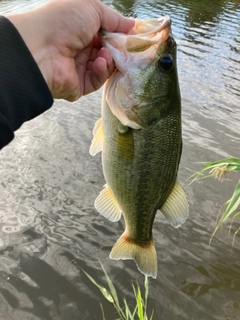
[82,264,154,320]
[189,157,240,242]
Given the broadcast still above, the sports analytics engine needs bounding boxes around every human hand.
[7,0,134,101]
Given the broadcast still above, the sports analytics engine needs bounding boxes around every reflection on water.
[112,0,136,17]
[0,0,240,319]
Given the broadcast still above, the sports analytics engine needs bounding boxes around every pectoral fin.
[94,185,122,222]
[89,118,104,156]
[160,180,189,228]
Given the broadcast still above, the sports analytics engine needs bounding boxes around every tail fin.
[110,232,158,278]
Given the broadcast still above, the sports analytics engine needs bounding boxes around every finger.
[84,56,113,95]
[98,1,135,33]
[87,40,112,65]
[75,36,102,67]
[86,47,113,75]
[95,47,113,68]
[86,47,114,77]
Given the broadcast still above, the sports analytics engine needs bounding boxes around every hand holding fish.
[6,0,134,101]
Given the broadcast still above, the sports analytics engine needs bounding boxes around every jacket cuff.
[0,15,54,148]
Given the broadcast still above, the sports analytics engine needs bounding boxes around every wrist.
[7,12,52,92]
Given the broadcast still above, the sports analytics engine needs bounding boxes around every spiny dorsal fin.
[89,118,104,156]
[160,180,189,228]
[110,232,158,278]
[94,185,122,222]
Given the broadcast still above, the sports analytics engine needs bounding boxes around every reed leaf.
[189,158,240,184]
[81,269,114,304]
[190,157,240,239]
[210,180,240,242]
[123,298,135,320]
[136,286,144,320]
[100,263,121,311]
[100,304,107,320]
[144,276,149,319]
[83,264,154,320]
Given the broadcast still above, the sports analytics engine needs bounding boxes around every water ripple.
[0,0,240,319]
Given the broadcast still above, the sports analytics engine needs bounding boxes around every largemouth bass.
[90,16,189,278]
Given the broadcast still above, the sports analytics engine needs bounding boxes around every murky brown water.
[0,0,240,319]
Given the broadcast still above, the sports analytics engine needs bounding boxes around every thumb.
[98,1,135,33]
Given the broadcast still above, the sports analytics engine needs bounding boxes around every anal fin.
[160,180,189,228]
[94,185,122,222]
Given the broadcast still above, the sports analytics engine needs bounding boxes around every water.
[0,0,240,319]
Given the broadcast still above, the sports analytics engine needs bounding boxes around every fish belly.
[101,98,182,242]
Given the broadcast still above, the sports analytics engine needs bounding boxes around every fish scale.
[103,107,181,239]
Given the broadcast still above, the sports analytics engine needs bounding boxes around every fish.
[90,16,189,278]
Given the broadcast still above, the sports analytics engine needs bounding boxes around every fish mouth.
[99,15,171,38]
[131,15,171,37]
[98,16,172,74]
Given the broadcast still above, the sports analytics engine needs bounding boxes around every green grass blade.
[144,276,149,319]
[219,181,240,223]
[203,158,240,167]
[232,226,240,248]
[100,263,121,309]
[149,309,154,320]
[210,180,240,241]
[123,298,135,320]
[132,284,141,319]
[132,284,137,303]
[188,171,215,184]
[190,157,240,242]
[233,211,240,219]
[228,165,239,171]
[189,158,240,184]
[136,285,144,320]
[144,276,149,305]
[81,269,114,304]
[100,304,107,320]
[99,264,129,320]
[131,304,138,318]
[83,264,155,320]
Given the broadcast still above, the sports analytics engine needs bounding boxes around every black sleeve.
[0,15,54,149]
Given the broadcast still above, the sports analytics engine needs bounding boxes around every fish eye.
[158,54,173,71]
